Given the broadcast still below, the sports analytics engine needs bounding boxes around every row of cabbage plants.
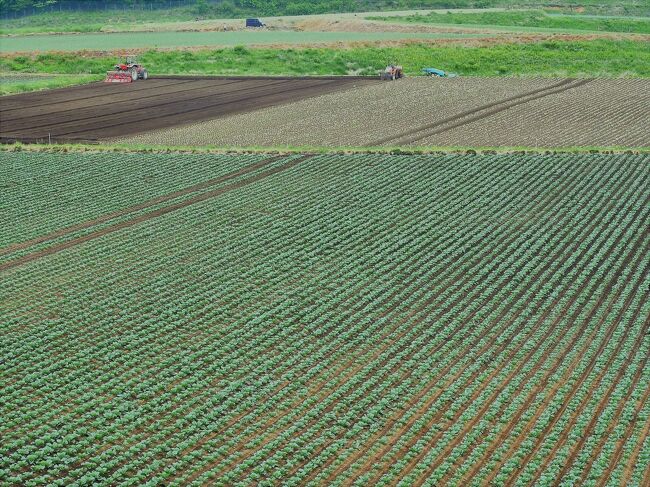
[1,152,648,486]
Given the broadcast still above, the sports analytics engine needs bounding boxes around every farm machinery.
[380,64,403,81]
[105,57,149,83]
[422,67,458,78]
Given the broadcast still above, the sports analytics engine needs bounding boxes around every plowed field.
[121,77,650,148]
[0,76,373,143]
[1,151,648,486]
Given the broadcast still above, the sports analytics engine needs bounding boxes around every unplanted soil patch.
[121,77,650,148]
[0,77,373,143]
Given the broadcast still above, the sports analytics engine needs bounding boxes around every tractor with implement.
[105,57,149,83]
[380,64,403,81]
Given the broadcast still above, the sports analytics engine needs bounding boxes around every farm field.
[1,150,648,486]
[0,30,482,53]
[120,77,650,149]
[0,77,373,143]
[412,78,650,147]
[372,10,650,34]
[0,72,102,96]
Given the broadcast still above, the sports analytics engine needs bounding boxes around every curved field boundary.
[0,155,312,272]
[367,78,585,146]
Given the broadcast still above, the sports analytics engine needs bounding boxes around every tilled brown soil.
[0,77,373,143]
[122,77,649,148]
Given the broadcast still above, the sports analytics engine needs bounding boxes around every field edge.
[1,142,648,156]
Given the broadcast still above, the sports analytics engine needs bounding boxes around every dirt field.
[119,77,650,148]
[3,76,648,147]
[414,78,650,147]
[0,76,373,143]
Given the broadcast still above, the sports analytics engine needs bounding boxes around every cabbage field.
[1,151,648,486]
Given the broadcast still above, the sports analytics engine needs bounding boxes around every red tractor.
[105,57,148,83]
[380,64,403,81]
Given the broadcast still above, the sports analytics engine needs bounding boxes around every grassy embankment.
[0,74,101,95]
[2,39,648,84]
[372,9,650,34]
[0,31,485,52]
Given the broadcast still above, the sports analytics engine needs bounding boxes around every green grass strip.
[371,9,650,34]
[1,39,649,81]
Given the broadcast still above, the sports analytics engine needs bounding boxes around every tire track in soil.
[439,230,649,487]
[0,155,312,272]
[498,252,649,485]
[400,79,593,146]
[281,159,612,485]
[34,157,588,484]
[316,160,624,485]
[361,182,647,487]
[554,294,649,486]
[13,156,374,480]
[458,224,649,484]
[153,167,537,483]
[0,155,286,258]
[367,79,574,147]
[204,159,586,480]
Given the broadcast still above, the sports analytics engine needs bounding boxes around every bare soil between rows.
[0,77,374,143]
